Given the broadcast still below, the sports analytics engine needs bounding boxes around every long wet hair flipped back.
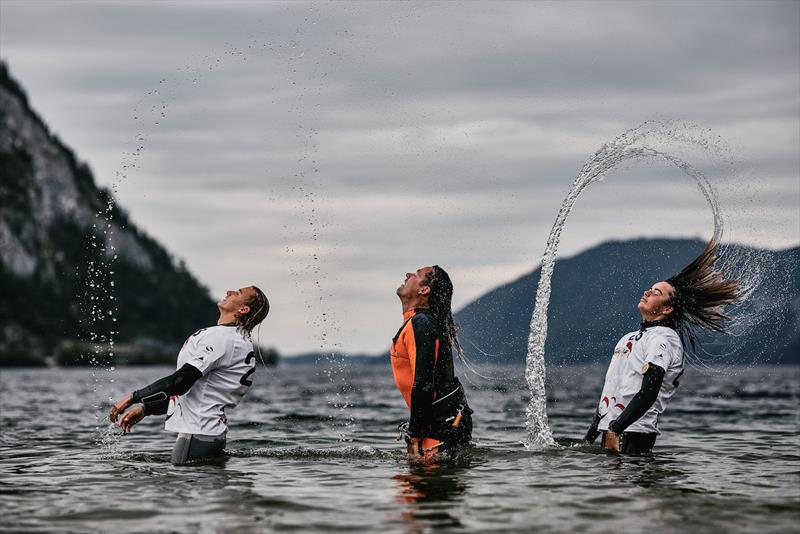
[666,239,739,349]
[422,265,463,358]
[236,286,270,338]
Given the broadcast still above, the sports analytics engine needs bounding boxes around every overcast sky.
[2,1,798,355]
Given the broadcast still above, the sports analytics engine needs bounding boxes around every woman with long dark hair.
[585,240,738,453]
[391,265,473,459]
[109,285,269,464]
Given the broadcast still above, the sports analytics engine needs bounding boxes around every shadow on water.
[392,461,471,533]
[600,451,696,491]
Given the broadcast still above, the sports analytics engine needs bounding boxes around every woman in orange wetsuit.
[391,265,473,459]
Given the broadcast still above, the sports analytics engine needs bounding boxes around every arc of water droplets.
[523,125,724,449]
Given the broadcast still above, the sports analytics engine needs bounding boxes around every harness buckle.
[452,405,464,428]
[397,421,411,444]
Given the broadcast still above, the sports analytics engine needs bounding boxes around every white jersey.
[597,326,684,435]
[164,325,256,436]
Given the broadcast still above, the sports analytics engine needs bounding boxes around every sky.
[1,1,798,355]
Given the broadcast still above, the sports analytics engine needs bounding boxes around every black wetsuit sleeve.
[608,364,665,434]
[131,363,202,416]
[408,316,438,438]
[584,410,604,444]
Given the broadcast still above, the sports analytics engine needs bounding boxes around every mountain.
[285,239,798,367]
[455,238,800,365]
[0,62,223,366]
[5,63,792,368]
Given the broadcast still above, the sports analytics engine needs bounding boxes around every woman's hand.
[118,405,146,433]
[604,430,621,452]
[109,394,133,423]
[406,437,422,460]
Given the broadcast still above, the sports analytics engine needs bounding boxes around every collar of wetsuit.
[640,319,671,332]
[402,307,430,321]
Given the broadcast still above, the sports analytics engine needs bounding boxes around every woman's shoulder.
[411,310,440,332]
[411,310,437,326]
[648,326,683,348]
[191,324,239,342]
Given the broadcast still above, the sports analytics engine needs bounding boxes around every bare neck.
[400,295,429,315]
[217,308,239,326]
[640,310,670,323]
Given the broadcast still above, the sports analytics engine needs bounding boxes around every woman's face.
[218,286,257,316]
[396,266,433,300]
[637,280,676,320]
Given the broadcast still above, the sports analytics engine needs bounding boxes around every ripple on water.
[1,365,798,533]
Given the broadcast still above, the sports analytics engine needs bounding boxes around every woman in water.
[391,265,473,460]
[109,285,269,464]
[585,240,738,454]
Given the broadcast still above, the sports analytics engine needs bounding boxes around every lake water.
[1,363,798,533]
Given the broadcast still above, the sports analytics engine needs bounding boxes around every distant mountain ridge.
[287,239,798,366]
[455,238,800,365]
[2,63,794,368]
[0,62,219,365]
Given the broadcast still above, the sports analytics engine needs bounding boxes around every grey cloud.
[1,0,797,353]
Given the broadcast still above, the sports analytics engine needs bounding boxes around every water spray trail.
[524,122,724,449]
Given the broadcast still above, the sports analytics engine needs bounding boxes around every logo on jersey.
[165,396,180,421]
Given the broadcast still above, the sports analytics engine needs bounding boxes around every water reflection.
[3,367,797,533]
[601,450,691,491]
[392,462,469,533]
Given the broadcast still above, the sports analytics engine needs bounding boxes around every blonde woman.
[109,286,269,464]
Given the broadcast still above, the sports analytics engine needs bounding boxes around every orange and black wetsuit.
[391,308,473,454]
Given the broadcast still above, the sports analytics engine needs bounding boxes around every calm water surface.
[1,364,798,533]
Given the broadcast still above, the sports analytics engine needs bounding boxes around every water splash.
[523,121,739,449]
[91,18,350,443]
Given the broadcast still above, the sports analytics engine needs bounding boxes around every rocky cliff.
[0,62,219,365]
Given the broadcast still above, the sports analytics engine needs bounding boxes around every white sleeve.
[642,331,673,372]
[183,328,228,375]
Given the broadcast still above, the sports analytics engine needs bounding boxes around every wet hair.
[421,265,463,358]
[236,286,270,337]
[665,239,739,348]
